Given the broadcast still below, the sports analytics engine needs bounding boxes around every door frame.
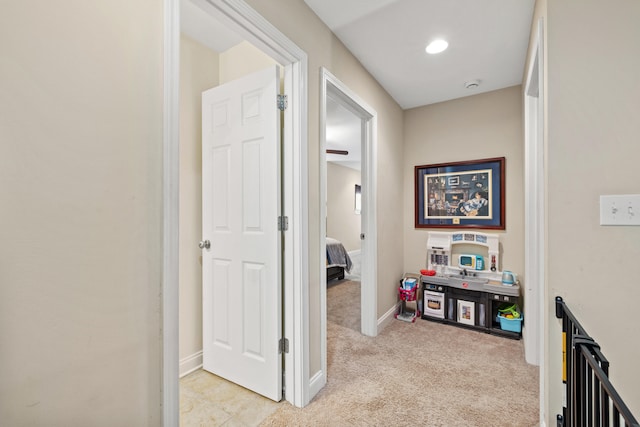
[318,67,378,394]
[524,17,545,424]
[163,0,309,423]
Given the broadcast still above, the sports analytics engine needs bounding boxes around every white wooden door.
[201,66,282,401]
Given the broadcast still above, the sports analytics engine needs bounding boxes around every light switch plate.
[600,194,640,226]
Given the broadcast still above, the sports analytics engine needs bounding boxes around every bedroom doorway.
[320,67,378,386]
[325,94,362,333]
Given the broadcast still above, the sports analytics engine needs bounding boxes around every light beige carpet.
[327,280,360,332]
[261,295,539,427]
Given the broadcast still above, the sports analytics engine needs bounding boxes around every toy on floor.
[395,274,420,323]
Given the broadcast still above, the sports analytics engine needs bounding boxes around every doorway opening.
[325,94,363,333]
[319,68,378,393]
[163,0,309,423]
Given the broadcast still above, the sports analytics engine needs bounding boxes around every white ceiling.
[303,0,536,109]
[180,0,242,53]
[180,0,535,170]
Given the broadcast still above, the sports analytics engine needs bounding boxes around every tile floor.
[180,369,282,426]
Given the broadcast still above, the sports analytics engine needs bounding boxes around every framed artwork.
[414,157,505,229]
[457,300,475,326]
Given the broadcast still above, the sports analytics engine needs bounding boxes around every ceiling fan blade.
[326,149,349,155]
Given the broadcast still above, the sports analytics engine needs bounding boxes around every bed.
[326,237,353,283]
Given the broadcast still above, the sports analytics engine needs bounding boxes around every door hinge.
[278,216,289,231]
[277,94,288,111]
[279,337,289,354]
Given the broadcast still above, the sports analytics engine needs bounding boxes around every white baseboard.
[308,369,325,401]
[377,302,400,334]
[179,350,203,378]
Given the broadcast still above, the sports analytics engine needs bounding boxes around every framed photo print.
[457,300,475,326]
[414,157,505,229]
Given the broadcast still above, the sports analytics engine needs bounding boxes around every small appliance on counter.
[458,254,484,270]
[502,271,517,286]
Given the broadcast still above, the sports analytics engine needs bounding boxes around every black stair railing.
[555,296,639,427]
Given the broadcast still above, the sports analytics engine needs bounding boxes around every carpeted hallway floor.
[326,279,361,332]
[260,279,539,426]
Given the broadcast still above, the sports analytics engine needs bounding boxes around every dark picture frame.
[414,157,505,229]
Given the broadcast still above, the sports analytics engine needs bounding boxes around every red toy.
[395,276,420,322]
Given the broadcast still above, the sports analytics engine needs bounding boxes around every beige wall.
[403,86,525,277]
[0,1,163,424]
[245,0,405,376]
[327,163,361,252]
[219,41,279,84]
[179,35,219,373]
[8,1,615,422]
[544,0,640,422]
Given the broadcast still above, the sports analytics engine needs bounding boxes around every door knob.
[199,240,210,249]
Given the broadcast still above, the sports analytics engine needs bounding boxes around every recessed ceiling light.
[425,39,448,54]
